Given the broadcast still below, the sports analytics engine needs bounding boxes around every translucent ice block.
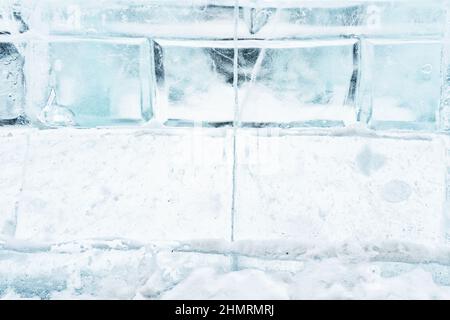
[237,39,358,127]
[237,0,446,38]
[441,42,450,131]
[154,39,235,125]
[26,0,236,39]
[361,39,442,130]
[0,4,9,33]
[0,37,25,122]
[28,37,153,127]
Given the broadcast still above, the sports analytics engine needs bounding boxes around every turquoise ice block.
[29,37,153,127]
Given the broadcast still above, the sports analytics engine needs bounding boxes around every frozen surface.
[12,128,232,243]
[8,127,445,246]
[237,40,358,126]
[25,0,236,38]
[154,40,235,124]
[4,0,449,129]
[236,0,446,38]
[0,5,27,123]
[23,1,447,39]
[0,125,450,299]
[27,37,152,127]
[362,39,443,130]
[0,130,28,238]
[235,131,447,245]
[0,39,25,121]
[1,0,450,300]
[0,124,448,299]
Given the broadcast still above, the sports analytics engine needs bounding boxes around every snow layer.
[162,261,450,300]
[2,244,450,300]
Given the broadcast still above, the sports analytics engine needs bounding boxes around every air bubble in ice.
[356,146,385,176]
[421,64,433,75]
[381,180,412,203]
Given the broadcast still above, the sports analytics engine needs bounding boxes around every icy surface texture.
[27,37,152,127]
[2,0,450,129]
[1,127,450,298]
[13,129,232,243]
[1,0,450,300]
[0,2,28,35]
[442,41,450,131]
[25,0,447,38]
[235,131,448,245]
[25,0,236,38]
[234,0,448,130]
[0,130,28,238]
[0,2,27,123]
[237,40,358,126]
[0,38,25,122]
[154,40,235,124]
[0,127,446,247]
[360,39,443,130]
[237,1,446,38]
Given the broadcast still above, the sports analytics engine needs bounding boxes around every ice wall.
[1,0,449,129]
[1,0,450,298]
